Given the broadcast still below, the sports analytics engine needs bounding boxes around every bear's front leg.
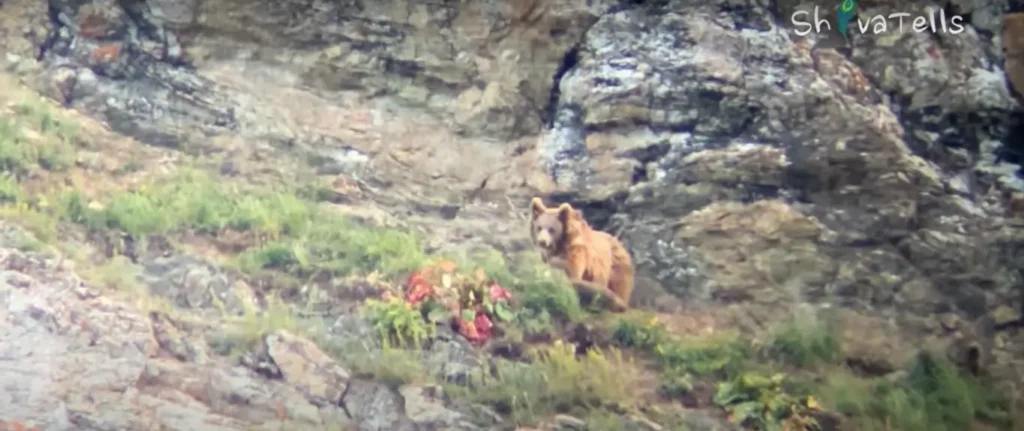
[546,255,569,270]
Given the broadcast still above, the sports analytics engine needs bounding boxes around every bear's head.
[530,197,584,252]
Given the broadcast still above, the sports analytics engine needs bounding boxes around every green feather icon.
[837,0,857,41]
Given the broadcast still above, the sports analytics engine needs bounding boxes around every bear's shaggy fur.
[530,197,635,312]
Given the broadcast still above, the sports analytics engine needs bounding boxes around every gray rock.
[424,325,483,384]
[342,379,415,431]
[139,254,254,315]
[265,329,352,407]
[0,223,489,430]
[399,384,482,430]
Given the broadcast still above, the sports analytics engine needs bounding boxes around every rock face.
[546,0,1024,380]
[3,0,1024,415]
[0,226,479,430]
[1,0,621,219]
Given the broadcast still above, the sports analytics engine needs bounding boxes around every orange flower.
[404,268,439,305]
[436,259,458,273]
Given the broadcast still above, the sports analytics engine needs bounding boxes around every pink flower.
[456,311,495,344]
[488,283,512,302]
[474,312,493,339]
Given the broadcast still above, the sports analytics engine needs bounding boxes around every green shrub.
[0,172,20,203]
[339,344,429,389]
[876,351,1009,431]
[814,351,1010,431]
[362,296,435,348]
[451,341,639,426]
[613,317,751,380]
[0,101,78,175]
[713,372,820,431]
[766,318,841,368]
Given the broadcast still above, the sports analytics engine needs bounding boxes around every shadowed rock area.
[1,0,1024,429]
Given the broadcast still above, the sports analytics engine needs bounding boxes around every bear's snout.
[535,232,552,248]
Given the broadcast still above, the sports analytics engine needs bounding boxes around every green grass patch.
[237,218,428,280]
[449,341,640,426]
[0,101,78,175]
[612,316,751,380]
[765,316,841,368]
[0,172,20,203]
[814,351,1010,431]
[38,169,431,281]
[81,255,142,291]
[612,316,824,430]
[56,170,314,238]
[336,344,430,389]
[10,99,80,140]
[0,201,60,243]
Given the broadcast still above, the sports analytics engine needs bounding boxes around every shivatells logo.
[836,0,857,41]
[791,0,966,39]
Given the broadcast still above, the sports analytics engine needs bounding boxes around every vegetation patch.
[81,254,142,291]
[612,316,751,380]
[765,317,841,369]
[361,254,580,347]
[363,293,437,347]
[339,344,430,389]
[612,316,827,430]
[0,100,78,176]
[8,168,431,286]
[814,351,1011,431]
[0,91,1016,431]
[714,372,822,430]
[448,340,640,426]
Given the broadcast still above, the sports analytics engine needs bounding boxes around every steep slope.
[1,0,1024,429]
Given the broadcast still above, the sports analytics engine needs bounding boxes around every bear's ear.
[530,197,547,219]
[557,203,573,224]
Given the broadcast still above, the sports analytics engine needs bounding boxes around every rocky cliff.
[1,0,1024,429]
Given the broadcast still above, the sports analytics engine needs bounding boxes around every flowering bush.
[398,259,516,344]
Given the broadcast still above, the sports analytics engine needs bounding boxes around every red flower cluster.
[405,270,436,306]
[398,260,514,344]
[461,311,493,344]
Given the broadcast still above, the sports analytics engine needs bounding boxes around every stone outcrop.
[0,223,481,430]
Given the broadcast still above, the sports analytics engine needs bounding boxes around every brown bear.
[529,197,635,312]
